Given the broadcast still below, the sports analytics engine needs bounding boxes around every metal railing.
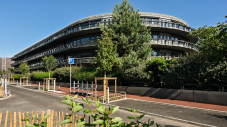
[12,40,98,66]
[29,57,96,69]
[13,20,193,59]
[150,39,198,50]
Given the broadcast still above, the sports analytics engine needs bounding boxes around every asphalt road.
[110,99,227,127]
[0,85,200,127]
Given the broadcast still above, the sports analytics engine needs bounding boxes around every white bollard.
[92,81,93,95]
[107,87,109,103]
[73,81,75,93]
[48,80,50,91]
[5,79,7,97]
[17,81,18,86]
[82,81,84,95]
[77,81,79,93]
[39,82,40,90]
[86,81,88,96]
[54,80,56,93]
[70,80,71,93]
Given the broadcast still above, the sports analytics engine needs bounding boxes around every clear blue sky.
[0,0,226,58]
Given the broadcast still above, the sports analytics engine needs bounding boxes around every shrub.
[32,71,54,81]
[13,74,22,80]
[54,66,82,82]
[164,53,227,90]
[74,67,97,81]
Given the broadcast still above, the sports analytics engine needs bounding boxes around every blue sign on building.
[68,58,74,64]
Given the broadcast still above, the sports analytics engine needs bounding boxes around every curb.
[126,98,227,114]
[8,84,219,127]
[0,94,13,100]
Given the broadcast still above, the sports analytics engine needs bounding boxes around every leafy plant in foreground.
[58,95,85,127]
[22,113,50,127]
[126,108,161,127]
[83,98,123,127]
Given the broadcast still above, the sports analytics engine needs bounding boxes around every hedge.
[13,74,22,80]
[32,71,54,81]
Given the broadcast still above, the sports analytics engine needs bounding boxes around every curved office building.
[11,12,198,70]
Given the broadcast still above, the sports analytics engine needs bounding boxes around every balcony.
[29,57,96,70]
[12,20,193,60]
[12,40,98,66]
[150,39,198,52]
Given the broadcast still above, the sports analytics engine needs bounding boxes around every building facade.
[0,58,14,78]
[11,12,198,70]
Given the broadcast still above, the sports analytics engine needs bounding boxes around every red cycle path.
[31,83,227,112]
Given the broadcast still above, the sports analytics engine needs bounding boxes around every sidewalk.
[31,83,227,112]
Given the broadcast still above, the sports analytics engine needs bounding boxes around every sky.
[0,0,226,58]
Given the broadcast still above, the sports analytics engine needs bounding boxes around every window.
[91,36,96,40]
[152,19,158,24]
[80,53,90,57]
[97,36,101,39]
[160,35,163,44]
[91,20,101,27]
[81,22,89,29]
[81,37,90,44]
[147,18,152,24]
[172,23,175,27]
[153,35,158,39]
[153,51,157,56]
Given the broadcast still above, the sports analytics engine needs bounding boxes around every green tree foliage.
[2,70,6,78]
[106,0,152,71]
[121,62,150,83]
[74,67,97,81]
[19,62,30,77]
[41,55,57,79]
[147,57,174,83]
[189,18,227,56]
[96,25,118,77]
[8,67,15,77]
[55,66,82,82]
[164,54,227,90]
[32,71,55,81]
[13,74,22,80]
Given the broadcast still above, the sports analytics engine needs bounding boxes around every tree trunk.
[49,71,51,79]
[104,71,106,78]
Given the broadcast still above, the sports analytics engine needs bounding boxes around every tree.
[96,25,118,77]
[107,0,152,71]
[2,70,6,78]
[19,62,30,77]
[8,67,15,77]
[147,57,174,84]
[189,17,227,56]
[41,55,57,79]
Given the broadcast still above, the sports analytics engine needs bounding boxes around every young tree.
[41,55,57,79]
[96,25,118,77]
[8,67,15,77]
[108,0,152,71]
[19,62,30,77]
[2,70,6,78]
